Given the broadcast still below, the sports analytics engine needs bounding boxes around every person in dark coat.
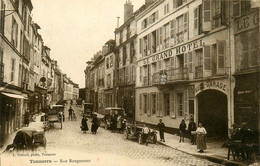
[81,115,88,134]
[157,119,165,142]
[179,119,187,143]
[68,107,74,121]
[111,113,118,133]
[24,110,30,127]
[91,114,98,134]
[188,118,197,145]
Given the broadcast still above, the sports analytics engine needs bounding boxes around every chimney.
[124,0,133,23]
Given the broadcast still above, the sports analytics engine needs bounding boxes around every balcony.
[151,67,188,85]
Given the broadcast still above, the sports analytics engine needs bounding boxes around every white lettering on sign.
[195,81,227,94]
[235,12,259,34]
[142,39,203,65]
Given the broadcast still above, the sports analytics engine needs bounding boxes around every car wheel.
[138,134,143,144]
[123,130,128,139]
[153,135,157,144]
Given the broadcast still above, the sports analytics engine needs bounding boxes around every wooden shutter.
[217,40,225,74]
[193,7,199,36]
[147,93,151,116]
[203,45,211,71]
[221,0,227,25]
[155,10,159,20]
[202,0,211,32]
[170,92,175,118]
[188,52,193,74]
[184,90,188,120]
[233,0,241,18]
[148,34,151,55]
[183,12,188,41]
[156,29,160,51]
[156,92,160,116]
[157,92,163,116]
[139,94,142,115]
[139,38,143,56]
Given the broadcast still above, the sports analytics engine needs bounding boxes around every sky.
[31,0,144,88]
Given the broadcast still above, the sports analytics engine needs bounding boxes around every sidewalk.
[94,111,259,166]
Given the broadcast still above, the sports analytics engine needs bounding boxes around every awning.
[1,92,25,99]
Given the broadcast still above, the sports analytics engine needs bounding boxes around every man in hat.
[157,119,165,142]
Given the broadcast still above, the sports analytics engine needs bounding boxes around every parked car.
[123,123,157,144]
[4,127,46,152]
[101,107,125,130]
[83,103,94,117]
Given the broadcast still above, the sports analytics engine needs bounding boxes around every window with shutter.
[140,66,143,82]
[156,29,160,51]
[177,92,184,117]
[151,93,157,115]
[249,30,259,67]
[164,93,170,116]
[143,94,148,114]
[139,94,142,115]
[148,34,151,55]
[233,0,241,18]
[157,92,163,116]
[203,45,211,70]
[188,52,193,73]
[0,1,6,34]
[212,0,221,29]
[217,40,225,70]
[155,11,159,21]
[194,7,199,36]
[170,92,175,118]
[147,93,151,116]
[164,23,170,48]
[139,38,143,56]
[202,0,211,32]
[183,12,188,41]
[156,92,160,116]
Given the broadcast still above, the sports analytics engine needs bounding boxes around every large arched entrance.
[197,89,228,138]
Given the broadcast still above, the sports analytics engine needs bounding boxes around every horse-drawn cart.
[47,105,64,129]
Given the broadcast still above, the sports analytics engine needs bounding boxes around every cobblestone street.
[39,105,222,166]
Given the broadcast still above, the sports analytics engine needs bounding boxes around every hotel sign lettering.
[143,39,203,65]
[235,11,259,34]
[195,80,227,94]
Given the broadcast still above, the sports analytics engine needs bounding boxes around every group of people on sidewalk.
[81,114,99,134]
[157,118,207,153]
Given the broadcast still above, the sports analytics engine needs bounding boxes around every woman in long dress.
[196,123,207,153]
[81,116,88,134]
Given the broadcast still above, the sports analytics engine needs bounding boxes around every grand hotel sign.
[142,39,204,65]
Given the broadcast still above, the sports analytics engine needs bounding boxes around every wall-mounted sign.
[195,80,228,95]
[143,39,204,65]
[234,11,259,34]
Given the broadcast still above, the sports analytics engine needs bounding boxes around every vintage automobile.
[83,103,94,117]
[101,107,125,130]
[123,123,157,144]
[4,127,47,152]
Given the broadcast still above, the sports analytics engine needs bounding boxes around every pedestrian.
[111,113,118,133]
[70,99,73,105]
[81,115,88,134]
[24,110,30,127]
[91,114,98,134]
[121,117,127,132]
[68,106,74,121]
[188,118,197,145]
[142,123,150,146]
[196,123,207,153]
[157,119,165,142]
[179,119,186,143]
[117,114,122,133]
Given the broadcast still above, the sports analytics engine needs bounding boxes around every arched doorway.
[197,89,228,138]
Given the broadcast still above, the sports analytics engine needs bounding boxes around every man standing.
[157,119,165,142]
[142,123,150,146]
[188,118,197,145]
[68,107,74,121]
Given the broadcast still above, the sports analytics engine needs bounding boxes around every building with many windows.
[135,0,234,137]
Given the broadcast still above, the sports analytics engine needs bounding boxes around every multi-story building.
[0,0,33,143]
[72,83,79,102]
[135,0,234,137]
[52,61,63,104]
[231,0,259,135]
[114,1,137,120]
[103,40,116,108]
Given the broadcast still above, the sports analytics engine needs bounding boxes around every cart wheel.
[138,134,143,144]
[123,130,128,139]
[153,135,157,144]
